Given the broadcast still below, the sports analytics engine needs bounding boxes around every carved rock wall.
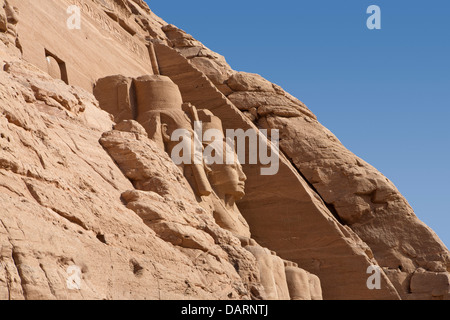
[9,0,155,91]
[0,0,448,300]
[0,49,261,300]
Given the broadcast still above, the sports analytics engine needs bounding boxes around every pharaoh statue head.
[197,109,247,202]
[133,75,212,197]
[134,75,189,147]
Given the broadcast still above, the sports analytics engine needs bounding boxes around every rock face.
[0,52,263,300]
[0,0,21,55]
[0,0,448,300]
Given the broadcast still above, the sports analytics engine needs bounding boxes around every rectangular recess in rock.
[45,49,69,85]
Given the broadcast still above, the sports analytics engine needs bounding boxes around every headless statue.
[284,260,323,300]
[240,238,291,300]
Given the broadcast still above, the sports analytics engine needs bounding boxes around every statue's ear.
[146,114,165,150]
[161,123,171,143]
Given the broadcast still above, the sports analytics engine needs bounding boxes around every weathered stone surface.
[227,72,275,93]
[99,123,265,299]
[0,0,20,54]
[9,0,156,90]
[228,91,316,119]
[258,115,450,299]
[0,4,7,33]
[114,120,147,136]
[93,75,135,123]
[283,260,323,301]
[190,57,233,86]
[270,253,291,300]
[0,0,447,301]
[243,242,279,300]
[410,268,449,299]
[0,49,260,300]
[162,24,234,90]
[284,261,312,300]
[308,273,323,301]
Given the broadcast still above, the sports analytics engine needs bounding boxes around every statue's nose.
[238,167,247,182]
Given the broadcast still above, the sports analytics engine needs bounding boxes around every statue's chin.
[232,190,245,201]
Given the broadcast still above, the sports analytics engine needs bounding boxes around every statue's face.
[208,151,247,200]
[160,111,195,151]
[161,111,193,136]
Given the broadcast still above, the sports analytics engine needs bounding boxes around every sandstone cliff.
[0,0,448,300]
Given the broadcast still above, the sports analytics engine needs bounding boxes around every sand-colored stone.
[284,260,323,301]
[270,252,291,300]
[9,0,156,91]
[410,268,449,299]
[242,240,279,300]
[94,74,252,239]
[258,114,450,299]
[284,261,312,300]
[0,0,447,301]
[93,75,135,124]
[99,120,263,298]
[197,109,251,238]
[308,273,323,301]
[0,49,260,300]
[227,72,275,93]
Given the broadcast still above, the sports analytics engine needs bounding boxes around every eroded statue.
[196,109,251,238]
[133,75,213,198]
[284,260,323,300]
[94,74,251,238]
[94,73,322,300]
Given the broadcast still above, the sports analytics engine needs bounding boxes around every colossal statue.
[197,109,251,238]
[132,75,213,197]
[240,237,323,300]
[270,251,291,300]
[284,260,323,300]
[241,238,279,300]
[93,73,323,300]
[239,238,294,300]
[94,74,251,238]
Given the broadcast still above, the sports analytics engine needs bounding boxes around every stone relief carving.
[284,260,323,300]
[70,0,146,61]
[195,109,251,238]
[133,75,213,198]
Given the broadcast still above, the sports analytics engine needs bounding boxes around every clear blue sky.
[146,0,450,248]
